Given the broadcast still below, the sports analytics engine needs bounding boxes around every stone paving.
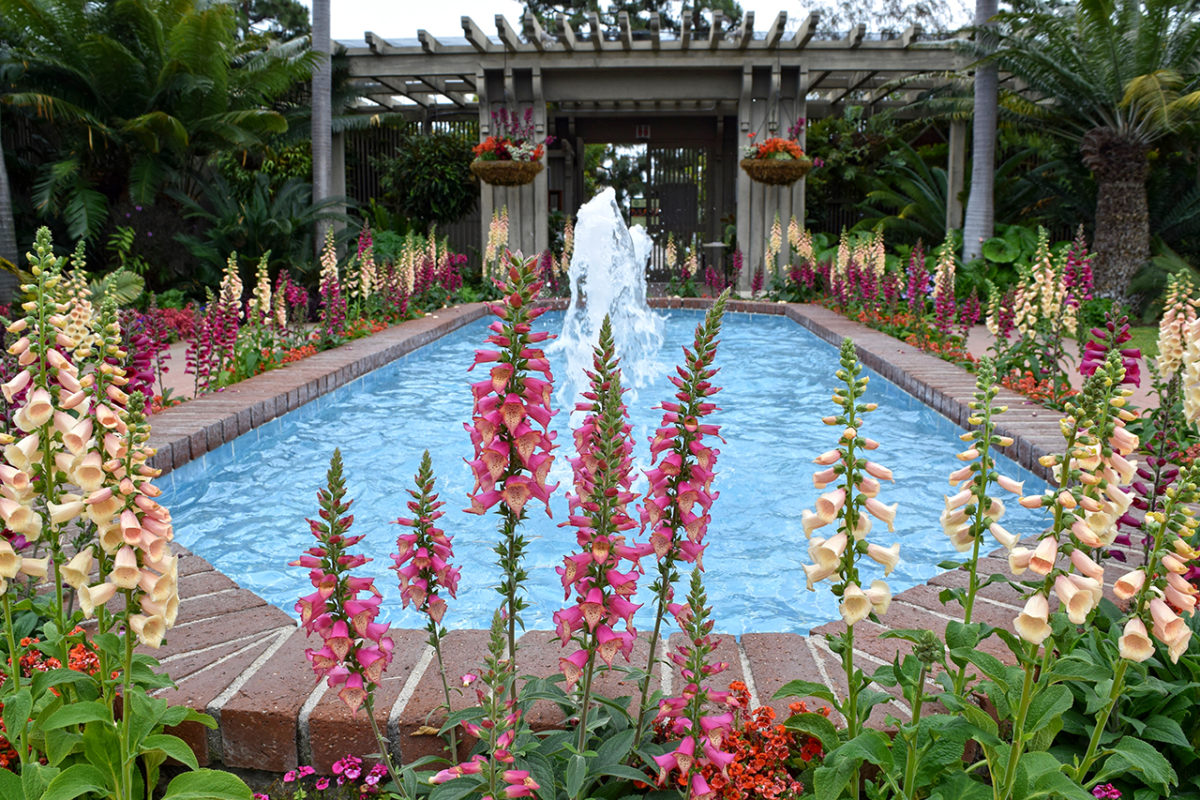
[143,299,1081,773]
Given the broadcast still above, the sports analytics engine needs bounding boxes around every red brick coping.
[143,300,1072,773]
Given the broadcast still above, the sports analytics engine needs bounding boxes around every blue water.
[163,310,1048,635]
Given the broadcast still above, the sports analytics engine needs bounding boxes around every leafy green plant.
[172,173,352,286]
[373,131,477,230]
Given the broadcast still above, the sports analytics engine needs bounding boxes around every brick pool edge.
[143,299,1076,773]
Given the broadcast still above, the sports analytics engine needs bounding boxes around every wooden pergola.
[334,11,968,287]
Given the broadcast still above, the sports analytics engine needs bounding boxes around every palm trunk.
[311,0,332,257]
[0,109,22,302]
[1082,129,1149,305]
[961,0,998,262]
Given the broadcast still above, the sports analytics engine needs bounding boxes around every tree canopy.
[0,0,317,240]
[973,0,1200,300]
[524,1,744,35]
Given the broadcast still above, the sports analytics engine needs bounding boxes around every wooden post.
[736,65,752,293]
[946,119,966,232]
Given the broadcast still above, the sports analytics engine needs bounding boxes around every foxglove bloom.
[465,251,557,660]
[636,292,729,743]
[392,451,460,755]
[292,450,393,714]
[553,317,647,746]
[652,570,736,800]
[1081,311,1141,387]
[932,235,957,337]
[318,228,347,342]
[801,339,899,619]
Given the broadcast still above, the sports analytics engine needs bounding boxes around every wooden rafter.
[496,15,524,52]
[618,11,632,51]
[556,13,577,51]
[735,11,754,50]
[847,24,865,49]
[763,12,787,48]
[460,16,491,53]
[828,70,878,105]
[523,11,546,53]
[792,13,819,49]
[709,11,724,49]
[588,12,603,52]
[417,30,441,55]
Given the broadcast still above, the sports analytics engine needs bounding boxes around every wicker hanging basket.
[739,156,814,186]
[470,159,544,186]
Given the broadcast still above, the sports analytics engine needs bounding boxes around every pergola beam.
[709,11,724,49]
[791,13,818,49]
[735,11,754,50]
[417,30,441,55]
[805,70,831,93]
[496,15,525,52]
[461,17,491,53]
[556,13,577,51]
[847,24,866,49]
[588,12,604,52]
[763,12,787,48]
[414,75,468,107]
[618,11,632,51]
[827,69,878,105]
[522,11,547,52]
[364,31,391,54]
[348,49,967,78]
[376,76,426,107]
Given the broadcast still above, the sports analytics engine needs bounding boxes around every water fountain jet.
[551,188,666,408]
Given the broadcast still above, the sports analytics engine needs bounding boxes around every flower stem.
[633,558,673,752]
[998,642,1038,800]
[1072,658,1128,784]
[843,622,861,800]
[576,634,598,753]
[120,600,136,800]
[1,592,25,765]
[363,693,410,800]
[901,662,929,800]
[430,625,458,760]
[499,507,520,666]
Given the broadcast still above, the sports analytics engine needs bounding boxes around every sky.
[296,1,835,41]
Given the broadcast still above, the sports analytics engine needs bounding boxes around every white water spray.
[550,188,666,409]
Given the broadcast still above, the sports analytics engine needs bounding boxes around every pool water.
[163,310,1048,635]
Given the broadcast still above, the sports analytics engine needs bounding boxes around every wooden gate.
[645,145,708,282]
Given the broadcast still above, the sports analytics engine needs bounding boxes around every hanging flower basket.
[740,156,813,186]
[471,159,544,187]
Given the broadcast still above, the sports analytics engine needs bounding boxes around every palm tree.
[0,0,316,241]
[975,0,1200,302]
[311,0,331,255]
[961,0,998,262]
[0,108,16,267]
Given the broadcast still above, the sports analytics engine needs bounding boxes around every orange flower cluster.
[473,136,545,162]
[693,682,825,800]
[280,344,318,364]
[747,137,805,160]
[342,318,389,339]
[999,369,1077,405]
[1,629,100,770]
[900,332,977,364]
